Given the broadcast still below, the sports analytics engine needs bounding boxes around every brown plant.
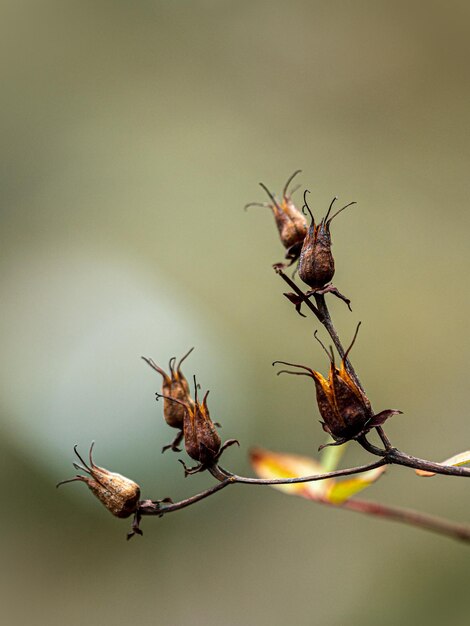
[59,171,470,545]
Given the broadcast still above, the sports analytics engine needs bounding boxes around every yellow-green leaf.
[415,451,470,477]
[326,466,387,505]
[249,447,332,500]
[320,441,349,472]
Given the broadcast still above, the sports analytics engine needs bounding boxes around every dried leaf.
[250,447,332,500]
[415,451,470,477]
[326,466,387,505]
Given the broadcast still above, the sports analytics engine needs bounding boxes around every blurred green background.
[1,1,469,624]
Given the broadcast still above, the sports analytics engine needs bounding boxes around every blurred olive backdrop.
[1,1,469,625]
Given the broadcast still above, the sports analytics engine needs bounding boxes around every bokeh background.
[1,1,469,624]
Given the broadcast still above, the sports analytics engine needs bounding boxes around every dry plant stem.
[359,436,470,477]
[136,462,470,544]
[138,478,232,516]
[138,458,388,517]
[276,269,364,389]
[341,498,470,544]
[209,458,387,484]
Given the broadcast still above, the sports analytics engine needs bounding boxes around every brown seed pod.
[57,443,141,518]
[274,324,401,447]
[245,170,308,264]
[183,385,222,468]
[297,191,355,290]
[156,377,239,475]
[142,348,194,452]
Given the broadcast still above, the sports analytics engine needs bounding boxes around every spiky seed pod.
[274,324,401,446]
[183,387,221,466]
[245,170,308,263]
[298,191,355,290]
[57,443,141,518]
[142,348,194,429]
[156,377,239,474]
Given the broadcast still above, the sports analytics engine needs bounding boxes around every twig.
[139,478,233,516]
[340,498,470,544]
[137,460,470,544]
[138,458,388,517]
[359,436,470,477]
[211,458,387,484]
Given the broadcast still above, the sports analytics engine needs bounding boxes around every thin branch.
[138,478,233,516]
[340,498,470,544]
[389,449,470,477]
[312,292,363,389]
[212,458,387,485]
[358,436,470,478]
[136,460,470,544]
[138,459,388,517]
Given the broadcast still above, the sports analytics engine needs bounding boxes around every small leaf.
[326,466,387,505]
[415,451,470,477]
[249,447,333,500]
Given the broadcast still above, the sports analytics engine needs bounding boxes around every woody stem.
[359,436,470,478]
[209,458,387,484]
[138,478,233,516]
[275,268,364,387]
[137,459,388,517]
[137,462,470,544]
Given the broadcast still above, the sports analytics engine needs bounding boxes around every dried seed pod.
[57,443,140,518]
[274,324,401,447]
[297,191,355,290]
[142,348,194,452]
[183,385,221,468]
[245,170,308,264]
[156,377,239,475]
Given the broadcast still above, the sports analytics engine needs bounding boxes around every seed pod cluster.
[156,377,239,475]
[57,443,141,518]
[245,170,308,264]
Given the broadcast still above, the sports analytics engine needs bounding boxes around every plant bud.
[274,324,401,447]
[57,443,141,518]
[142,348,194,452]
[245,170,307,264]
[298,191,355,290]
